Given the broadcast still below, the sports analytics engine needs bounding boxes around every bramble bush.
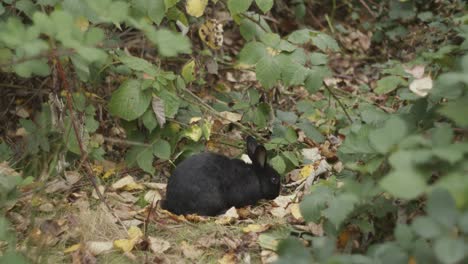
[0,0,467,263]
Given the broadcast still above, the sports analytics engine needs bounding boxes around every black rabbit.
[161,136,281,216]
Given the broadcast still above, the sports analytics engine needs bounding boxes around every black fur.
[162,137,281,216]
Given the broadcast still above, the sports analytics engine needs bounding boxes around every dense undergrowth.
[0,0,467,263]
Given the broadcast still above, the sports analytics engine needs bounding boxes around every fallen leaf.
[273,195,295,208]
[270,207,288,218]
[302,148,321,163]
[290,203,303,220]
[181,241,203,259]
[114,226,143,253]
[404,65,425,79]
[112,175,144,191]
[218,252,237,264]
[409,76,433,97]
[258,234,279,251]
[152,96,166,127]
[242,224,270,233]
[64,243,81,253]
[261,250,278,264]
[219,111,242,124]
[215,207,239,225]
[144,190,162,205]
[87,241,113,256]
[148,236,170,254]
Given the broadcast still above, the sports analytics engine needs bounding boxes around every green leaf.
[260,33,281,48]
[238,41,267,65]
[459,212,468,233]
[157,90,180,118]
[280,61,308,86]
[300,186,333,222]
[142,109,157,132]
[359,104,389,124]
[438,96,468,127]
[153,139,171,160]
[309,52,328,66]
[137,147,155,175]
[271,155,286,174]
[282,151,299,166]
[435,173,468,209]
[311,33,340,52]
[276,110,297,124]
[427,188,458,228]
[298,121,325,143]
[227,0,253,14]
[108,79,152,121]
[255,0,273,13]
[13,60,50,78]
[119,54,157,76]
[256,55,280,88]
[304,67,327,93]
[374,76,407,95]
[276,238,313,264]
[322,193,358,228]
[254,103,271,128]
[152,29,191,57]
[434,237,466,264]
[379,168,427,200]
[369,116,408,153]
[394,224,414,250]
[181,59,196,83]
[0,143,13,161]
[148,0,166,25]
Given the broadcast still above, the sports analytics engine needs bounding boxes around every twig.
[358,0,377,17]
[103,137,152,147]
[53,51,128,232]
[322,82,353,123]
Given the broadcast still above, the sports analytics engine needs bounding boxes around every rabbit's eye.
[271,176,279,184]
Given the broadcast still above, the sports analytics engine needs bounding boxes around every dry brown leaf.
[143,182,167,190]
[181,241,203,260]
[91,185,106,200]
[152,96,166,127]
[404,64,425,79]
[219,111,242,124]
[270,207,289,218]
[148,236,170,254]
[87,241,113,256]
[261,250,278,263]
[144,190,162,205]
[242,224,270,233]
[409,76,433,97]
[215,207,239,225]
[273,195,294,208]
[111,175,144,191]
[218,252,237,264]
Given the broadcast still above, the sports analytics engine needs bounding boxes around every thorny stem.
[53,51,128,232]
[322,82,353,124]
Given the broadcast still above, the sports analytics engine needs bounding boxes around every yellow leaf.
[186,0,208,17]
[128,226,143,240]
[183,125,202,142]
[218,252,237,264]
[300,165,314,180]
[64,243,81,253]
[102,168,116,180]
[290,203,303,220]
[242,224,270,233]
[112,175,144,191]
[114,239,134,252]
[75,16,89,32]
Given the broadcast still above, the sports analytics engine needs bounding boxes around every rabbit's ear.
[246,136,258,159]
[252,145,267,168]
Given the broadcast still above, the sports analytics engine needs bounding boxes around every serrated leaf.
[311,33,340,52]
[434,237,466,264]
[427,189,457,228]
[380,168,427,200]
[322,193,358,228]
[256,55,280,88]
[369,116,408,153]
[153,139,171,160]
[255,0,273,13]
[186,0,208,17]
[157,90,180,118]
[300,186,333,222]
[152,29,191,57]
[271,155,286,174]
[137,147,155,175]
[109,80,152,121]
[298,121,325,143]
[304,67,327,93]
[238,41,267,65]
[142,109,157,132]
[181,59,196,83]
[374,76,407,95]
[119,54,157,76]
[411,216,442,239]
[227,0,253,14]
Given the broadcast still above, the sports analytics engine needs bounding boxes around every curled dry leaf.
[87,241,113,256]
[152,96,166,127]
[271,206,289,218]
[91,185,106,200]
[113,226,143,253]
[289,203,303,220]
[261,250,278,264]
[144,190,162,206]
[302,148,322,163]
[111,175,144,191]
[242,224,271,233]
[215,207,239,225]
[148,236,170,254]
[258,234,280,251]
[143,182,166,190]
[273,195,295,208]
[409,76,433,97]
